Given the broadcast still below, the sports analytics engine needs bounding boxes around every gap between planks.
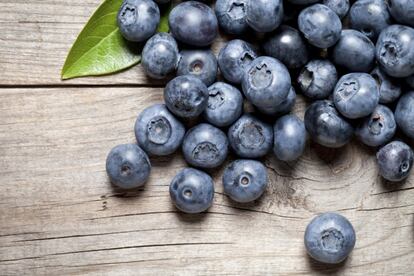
[0,83,166,89]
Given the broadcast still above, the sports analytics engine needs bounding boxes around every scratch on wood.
[0,242,234,263]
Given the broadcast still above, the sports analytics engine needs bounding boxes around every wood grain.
[1,0,414,275]
[0,0,225,86]
[0,87,413,275]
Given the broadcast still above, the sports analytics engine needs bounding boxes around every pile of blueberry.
[106,0,414,264]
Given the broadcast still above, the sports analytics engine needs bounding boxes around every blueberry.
[106,144,151,189]
[117,0,160,42]
[169,1,218,47]
[305,100,354,148]
[164,75,209,119]
[376,25,414,78]
[218,39,258,84]
[377,141,414,182]
[245,0,283,33]
[298,59,338,100]
[333,73,379,119]
[323,0,350,19]
[215,0,249,35]
[228,114,273,158]
[256,87,296,116]
[169,168,214,214]
[177,50,218,86]
[135,104,185,156]
[356,105,396,147]
[263,25,309,70]
[395,91,414,139]
[407,74,414,89]
[332,30,376,73]
[273,115,307,161]
[142,33,179,79]
[203,82,243,127]
[349,0,391,41]
[182,123,229,169]
[222,159,268,203]
[241,56,291,109]
[387,0,414,28]
[298,4,342,49]
[370,67,402,104]
[305,213,356,264]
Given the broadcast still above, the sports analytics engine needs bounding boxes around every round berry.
[177,50,218,86]
[117,0,160,42]
[135,104,185,156]
[182,123,229,169]
[203,82,243,128]
[305,213,356,264]
[142,33,179,79]
[164,75,209,119]
[222,160,268,203]
[377,141,414,182]
[170,168,214,214]
[106,144,151,189]
[169,1,218,46]
[228,114,273,158]
[305,100,354,148]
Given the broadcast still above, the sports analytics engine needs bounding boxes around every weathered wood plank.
[0,0,225,86]
[0,0,153,86]
[0,87,413,275]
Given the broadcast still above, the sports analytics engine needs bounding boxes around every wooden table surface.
[0,1,413,275]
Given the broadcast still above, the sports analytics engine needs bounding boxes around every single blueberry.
[106,144,151,189]
[177,50,218,86]
[323,0,350,19]
[349,0,391,41]
[256,87,296,116]
[395,91,414,139]
[203,82,244,127]
[298,59,338,100]
[377,141,414,182]
[333,73,379,119]
[222,159,268,203]
[142,33,179,79]
[218,39,258,84]
[215,0,249,35]
[263,25,309,70]
[245,0,284,33]
[164,75,209,119]
[387,0,414,28]
[241,56,291,109]
[332,30,376,73]
[135,104,185,156]
[298,4,342,49]
[376,25,414,78]
[170,168,214,214]
[182,123,229,169]
[273,115,307,161]
[370,67,402,104]
[305,213,356,264]
[356,105,396,147]
[117,0,160,42]
[169,1,218,46]
[305,100,354,148]
[228,114,273,158]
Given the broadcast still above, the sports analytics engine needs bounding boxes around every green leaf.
[61,0,172,80]
[157,4,173,33]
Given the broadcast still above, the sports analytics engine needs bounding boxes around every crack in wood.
[0,242,234,263]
